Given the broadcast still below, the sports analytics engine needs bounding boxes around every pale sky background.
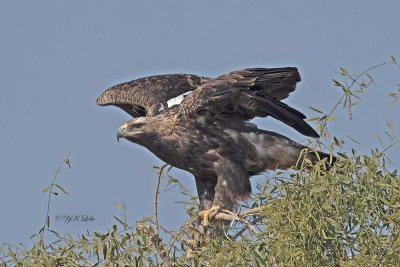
[1,1,399,245]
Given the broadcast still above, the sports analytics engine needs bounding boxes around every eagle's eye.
[133,123,144,129]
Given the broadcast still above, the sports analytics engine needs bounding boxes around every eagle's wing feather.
[178,68,319,138]
[97,74,210,117]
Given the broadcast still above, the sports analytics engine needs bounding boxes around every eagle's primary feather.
[97,74,210,117]
[98,67,334,211]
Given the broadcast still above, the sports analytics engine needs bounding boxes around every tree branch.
[153,164,168,236]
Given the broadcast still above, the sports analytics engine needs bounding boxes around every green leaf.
[42,256,51,267]
[366,73,376,85]
[103,245,107,260]
[167,176,178,186]
[115,203,123,211]
[113,215,128,228]
[42,185,51,193]
[326,116,336,122]
[340,67,349,75]
[310,186,325,193]
[7,246,17,261]
[55,184,69,196]
[391,55,397,64]
[332,79,343,87]
[308,106,324,114]
[384,213,400,221]
[322,203,333,211]
[306,117,322,122]
[333,136,340,146]
[65,158,72,169]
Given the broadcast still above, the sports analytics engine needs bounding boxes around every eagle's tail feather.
[247,93,319,138]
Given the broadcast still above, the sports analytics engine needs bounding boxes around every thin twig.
[153,164,167,236]
[238,206,266,217]
[138,224,173,267]
[217,210,259,235]
[194,205,269,241]
[320,62,390,134]
[232,215,266,240]
[39,153,70,241]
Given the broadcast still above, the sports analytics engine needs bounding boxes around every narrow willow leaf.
[42,185,51,193]
[65,158,72,169]
[103,245,107,260]
[115,203,123,210]
[340,67,349,75]
[332,79,343,87]
[306,117,321,122]
[55,184,69,196]
[308,106,324,114]
[310,186,325,193]
[42,256,51,267]
[391,55,397,64]
[113,215,129,228]
[7,246,17,261]
[326,116,337,122]
[333,137,340,146]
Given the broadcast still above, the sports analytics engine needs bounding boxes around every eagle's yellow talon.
[187,239,196,246]
[186,248,194,258]
[198,205,221,226]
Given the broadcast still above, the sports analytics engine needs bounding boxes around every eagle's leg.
[195,177,216,210]
[193,178,217,233]
[185,178,217,256]
[209,158,251,221]
[200,159,250,226]
[195,178,224,226]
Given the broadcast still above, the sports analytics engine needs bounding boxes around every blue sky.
[1,1,399,245]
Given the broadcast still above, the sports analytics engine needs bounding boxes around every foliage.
[1,58,400,266]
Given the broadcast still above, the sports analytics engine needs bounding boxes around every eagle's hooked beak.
[116,123,127,142]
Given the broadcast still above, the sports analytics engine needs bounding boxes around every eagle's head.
[116,117,153,143]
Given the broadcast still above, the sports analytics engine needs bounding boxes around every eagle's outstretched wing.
[97,74,210,117]
[178,67,319,138]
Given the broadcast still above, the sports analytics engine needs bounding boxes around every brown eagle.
[97,67,333,220]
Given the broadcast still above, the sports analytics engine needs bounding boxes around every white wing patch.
[166,91,193,108]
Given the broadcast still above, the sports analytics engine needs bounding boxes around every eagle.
[97,67,333,222]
